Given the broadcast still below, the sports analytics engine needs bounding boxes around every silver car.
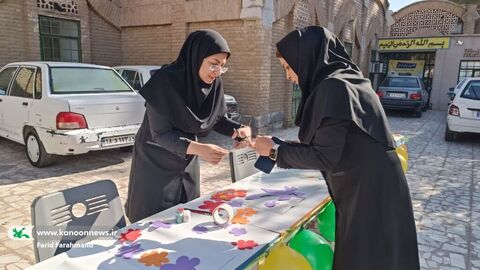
[376,76,429,117]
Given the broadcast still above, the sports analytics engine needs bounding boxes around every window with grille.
[458,61,480,82]
[39,16,81,62]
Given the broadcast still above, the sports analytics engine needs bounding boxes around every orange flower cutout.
[211,189,247,201]
[119,229,141,243]
[198,200,224,213]
[232,207,257,224]
[138,251,169,267]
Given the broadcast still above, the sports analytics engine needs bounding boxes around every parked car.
[0,62,145,167]
[445,77,480,141]
[114,65,240,121]
[376,75,429,117]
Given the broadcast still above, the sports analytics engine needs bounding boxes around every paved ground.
[0,110,479,269]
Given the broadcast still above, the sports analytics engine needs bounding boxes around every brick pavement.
[0,110,479,269]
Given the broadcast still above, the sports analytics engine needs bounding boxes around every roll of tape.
[212,203,234,226]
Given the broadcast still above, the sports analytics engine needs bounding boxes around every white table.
[27,168,330,270]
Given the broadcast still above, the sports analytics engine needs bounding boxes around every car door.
[0,66,19,136]
[456,80,480,121]
[3,66,36,142]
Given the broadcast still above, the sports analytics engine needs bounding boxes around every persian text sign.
[379,37,450,51]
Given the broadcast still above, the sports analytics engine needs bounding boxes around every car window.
[50,67,132,94]
[0,66,18,95]
[461,80,480,101]
[10,67,35,98]
[35,68,42,99]
[380,77,419,88]
[121,70,141,90]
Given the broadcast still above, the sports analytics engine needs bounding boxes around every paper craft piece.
[119,229,141,243]
[192,225,209,234]
[150,220,172,230]
[211,189,247,201]
[138,250,170,267]
[160,256,201,270]
[115,243,144,259]
[229,227,247,237]
[231,240,259,250]
[246,186,305,201]
[264,200,278,208]
[227,199,244,208]
[198,200,224,213]
[232,208,257,224]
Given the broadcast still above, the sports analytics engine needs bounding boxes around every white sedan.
[446,77,480,141]
[0,62,145,167]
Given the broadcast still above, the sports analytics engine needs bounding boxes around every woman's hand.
[187,142,229,165]
[253,136,274,157]
[232,126,253,149]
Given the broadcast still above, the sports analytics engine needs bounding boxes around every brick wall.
[121,25,172,66]
[0,0,28,67]
[88,9,121,66]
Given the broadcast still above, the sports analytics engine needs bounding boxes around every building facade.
[371,0,480,110]
[0,0,389,132]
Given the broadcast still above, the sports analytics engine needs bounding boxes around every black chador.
[125,30,240,223]
[275,26,420,270]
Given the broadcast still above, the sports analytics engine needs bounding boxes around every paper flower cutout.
[211,189,247,201]
[160,256,200,270]
[192,225,209,234]
[246,186,305,201]
[150,220,172,230]
[227,199,244,208]
[264,200,278,208]
[229,227,247,236]
[138,250,170,267]
[232,240,258,250]
[232,208,257,224]
[116,243,144,259]
[198,200,224,213]
[119,229,141,243]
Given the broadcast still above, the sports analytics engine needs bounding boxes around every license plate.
[101,134,135,147]
[387,92,406,98]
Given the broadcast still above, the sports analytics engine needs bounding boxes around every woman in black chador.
[126,30,251,223]
[254,26,420,270]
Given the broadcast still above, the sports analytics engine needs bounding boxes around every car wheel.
[120,146,134,153]
[414,109,422,118]
[444,126,456,142]
[25,130,55,167]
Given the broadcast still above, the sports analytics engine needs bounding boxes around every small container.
[175,208,184,224]
[183,210,191,223]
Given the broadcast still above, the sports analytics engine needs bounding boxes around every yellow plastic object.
[395,144,408,161]
[259,244,313,270]
[393,134,409,173]
[398,153,408,173]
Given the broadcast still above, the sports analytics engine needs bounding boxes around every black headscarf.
[139,29,231,134]
[277,26,394,148]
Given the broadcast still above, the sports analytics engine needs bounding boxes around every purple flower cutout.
[264,200,278,208]
[192,225,209,234]
[229,227,247,236]
[227,199,244,208]
[150,220,172,229]
[160,256,200,270]
[115,243,144,259]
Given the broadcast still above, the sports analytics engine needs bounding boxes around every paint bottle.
[183,209,191,223]
[175,208,184,224]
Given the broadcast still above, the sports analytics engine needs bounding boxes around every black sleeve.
[276,118,350,170]
[145,104,192,159]
[213,115,242,137]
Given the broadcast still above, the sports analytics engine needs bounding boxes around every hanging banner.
[379,37,450,51]
[388,60,425,77]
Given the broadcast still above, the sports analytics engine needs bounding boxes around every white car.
[445,77,480,141]
[0,62,145,167]
[114,65,240,121]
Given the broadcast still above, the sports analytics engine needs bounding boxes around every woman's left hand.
[253,136,274,156]
[232,126,252,149]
